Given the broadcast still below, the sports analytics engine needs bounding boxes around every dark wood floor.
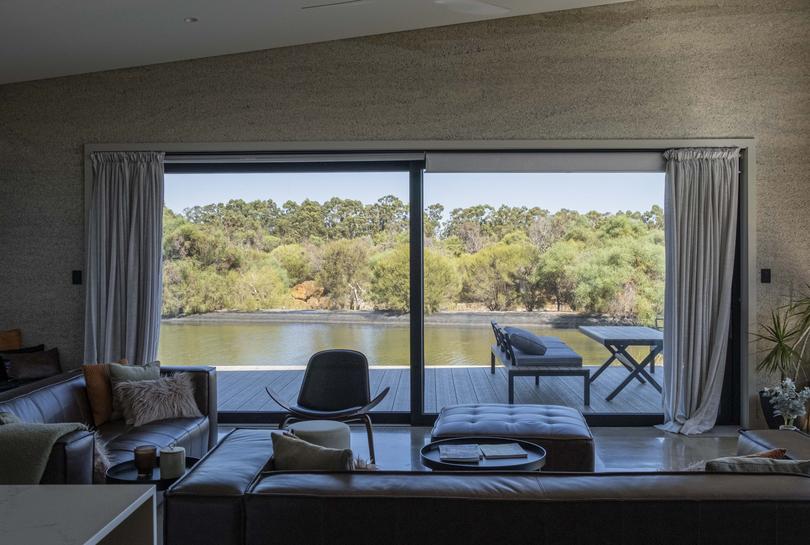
[217,365,663,414]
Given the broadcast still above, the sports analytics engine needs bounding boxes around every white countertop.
[0,485,155,545]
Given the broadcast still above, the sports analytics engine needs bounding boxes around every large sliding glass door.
[159,160,414,422]
[420,169,666,420]
[158,150,741,427]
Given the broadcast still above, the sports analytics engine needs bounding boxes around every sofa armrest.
[161,366,218,449]
[40,429,94,484]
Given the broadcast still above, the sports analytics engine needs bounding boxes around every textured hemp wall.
[0,0,808,420]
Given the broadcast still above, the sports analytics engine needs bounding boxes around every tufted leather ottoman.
[431,404,594,471]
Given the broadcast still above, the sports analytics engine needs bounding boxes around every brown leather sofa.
[0,366,217,483]
[166,429,810,545]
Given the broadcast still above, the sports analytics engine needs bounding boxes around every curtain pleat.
[658,148,739,435]
[84,151,164,364]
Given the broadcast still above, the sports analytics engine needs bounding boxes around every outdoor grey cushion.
[505,327,547,355]
[511,342,583,368]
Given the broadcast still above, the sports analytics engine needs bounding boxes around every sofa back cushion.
[246,472,810,545]
[4,348,61,380]
[0,371,92,425]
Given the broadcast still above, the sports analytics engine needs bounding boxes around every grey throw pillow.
[271,432,354,471]
[505,327,547,355]
[109,362,160,418]
[113,372,202,427]
[706,456,810,475]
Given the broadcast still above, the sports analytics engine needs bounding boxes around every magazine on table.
[479,443,528,459]
[438,444,481,463]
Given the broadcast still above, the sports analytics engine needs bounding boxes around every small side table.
[106,456,200,491]
[420,436,546,471]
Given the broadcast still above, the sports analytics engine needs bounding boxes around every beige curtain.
[658,148,739,435]
[84,152,164,364]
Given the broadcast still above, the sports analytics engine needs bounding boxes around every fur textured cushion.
[113,373,201,427]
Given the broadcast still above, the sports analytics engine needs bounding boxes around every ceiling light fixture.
[434,0,510,16]
[183,17,199,23]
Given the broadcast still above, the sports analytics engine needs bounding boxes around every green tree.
[461,236,536,311]
[224,257,289,312]
[368,195,408,234]
[318,239,371,310]
[270,243,314,285]
[536,239,581,311]
[323,197,368,239]
[370,244,461,313]
[277,199,326,241]
[424,203,445,239]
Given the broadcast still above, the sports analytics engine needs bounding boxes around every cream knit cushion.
[271,432,354,471]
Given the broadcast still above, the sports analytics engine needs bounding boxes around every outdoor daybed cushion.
[510,336,582,367]
[504,327,547,355]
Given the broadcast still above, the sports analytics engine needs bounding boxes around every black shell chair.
[266,349,389,463]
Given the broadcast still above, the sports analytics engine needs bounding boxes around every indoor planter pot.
[759,390,784,430]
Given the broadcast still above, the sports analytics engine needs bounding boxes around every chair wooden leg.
[535,375,540,386]
[362,414,376,464]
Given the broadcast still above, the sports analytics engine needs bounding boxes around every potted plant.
[754,289,810,429]
[762,378,810,430]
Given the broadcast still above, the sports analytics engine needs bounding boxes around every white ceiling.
[0,0,627,85]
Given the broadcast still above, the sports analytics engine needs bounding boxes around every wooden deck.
[217,365,663,414]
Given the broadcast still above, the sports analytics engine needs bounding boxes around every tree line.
[162,195,664,324]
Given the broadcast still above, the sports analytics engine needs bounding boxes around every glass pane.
[423,171,665,415]
[159,170,410,413]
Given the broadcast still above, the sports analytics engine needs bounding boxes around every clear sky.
[165,171,664,218]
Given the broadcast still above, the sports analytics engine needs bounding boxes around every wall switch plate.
[72,270,82,285]
[760,268,771,284]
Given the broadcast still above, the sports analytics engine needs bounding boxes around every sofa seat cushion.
[99,416,209,465]
[431,404,594,471]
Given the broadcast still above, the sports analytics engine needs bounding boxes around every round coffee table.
[420,436,546,471]
[106,456,200,491]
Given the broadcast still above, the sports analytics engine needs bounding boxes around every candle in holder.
[133,445,157,477]
[160,445,186,479]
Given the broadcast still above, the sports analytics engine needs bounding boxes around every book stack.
[437,442,527,463]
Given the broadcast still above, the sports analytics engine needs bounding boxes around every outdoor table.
[578,325,663,401]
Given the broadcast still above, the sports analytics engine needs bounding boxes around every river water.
[158,320,653,367]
